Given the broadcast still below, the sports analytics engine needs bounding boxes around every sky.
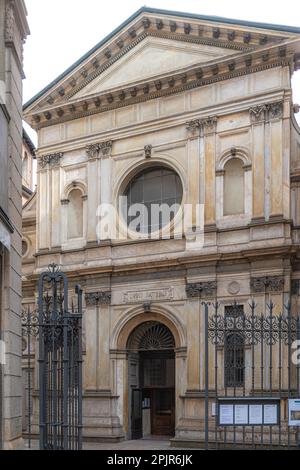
[23,0,300,143]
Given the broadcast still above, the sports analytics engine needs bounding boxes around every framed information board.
[217,398,280,427]
[288,399,300,426]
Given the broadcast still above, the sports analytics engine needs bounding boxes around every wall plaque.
[123,287,174,304]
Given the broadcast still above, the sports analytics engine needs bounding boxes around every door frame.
[129,349,176,439]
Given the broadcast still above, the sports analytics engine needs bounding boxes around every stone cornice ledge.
[27,52,292,130]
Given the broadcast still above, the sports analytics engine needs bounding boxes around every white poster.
[219,404,234,425]
[235,404,248,425]
[264,404,278,425]
[249,404,263,425]
[288,399,300,426]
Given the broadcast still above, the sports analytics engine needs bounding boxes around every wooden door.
[152,389,175,436]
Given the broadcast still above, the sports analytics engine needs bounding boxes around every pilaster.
[200,117,218,228]
[249,105,266,221]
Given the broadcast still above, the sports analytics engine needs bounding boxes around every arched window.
[67,189,83,239]
[223,158,244,216]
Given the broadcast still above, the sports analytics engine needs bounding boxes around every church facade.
[22,7,300,445]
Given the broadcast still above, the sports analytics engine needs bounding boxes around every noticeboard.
[288,399,300,426]
[217,398,280,427]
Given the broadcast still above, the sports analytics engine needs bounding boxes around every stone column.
[86,144,101,245]
[175,347,188,430]
[85,290,112,391]
[86,141,113,244]
[268,101,285,219]
[50,156,63,249]
[185,281,217,391]
[249,105,266,222]
[200,117,218,229]
[186,120,200,227]
[100,141,115,241]
[250,275,285,390]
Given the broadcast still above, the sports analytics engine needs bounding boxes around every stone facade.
[22,8,300,445]
[22,128,36,205]
[0,0,29,450]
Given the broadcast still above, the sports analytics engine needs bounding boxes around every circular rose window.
[123,166,183,234]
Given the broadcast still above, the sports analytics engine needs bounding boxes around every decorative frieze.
[250,276,284,293]
[38,152,64,169]
[86,140,113,159]
[85,291,111,306]
[186,281,217,298]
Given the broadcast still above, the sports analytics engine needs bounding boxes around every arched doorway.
[127,321,175,439]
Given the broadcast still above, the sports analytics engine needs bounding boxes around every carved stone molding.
[250,276,284,293]
[86,140,113,160]
[249,101,284,123]
[267,101,283,120]
[186,281,217,298]
[249,105,267,123]
[186,117,218,136]
[186,119,201,136]
[5,1,15,42]
[227,281,240,295]
[85,291,111,306]
[144,145,152,159]
[38,152,64,169]
[60,199,70,206]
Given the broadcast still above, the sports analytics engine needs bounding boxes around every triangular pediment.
[23,7,300,128]
[73,36,235,99]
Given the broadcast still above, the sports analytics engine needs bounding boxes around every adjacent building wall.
[0,0,29,449]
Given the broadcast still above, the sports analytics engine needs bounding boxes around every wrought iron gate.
[204,301,300,449]
[22,264,83,450]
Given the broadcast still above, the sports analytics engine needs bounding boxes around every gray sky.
[23,0,300,142]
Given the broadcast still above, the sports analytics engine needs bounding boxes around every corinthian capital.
[186,119,201,136]
[267,101,283,120]
[38,152,64,169]
[199,116,218,135]
[86,140,113,160]
[249,105,267,123]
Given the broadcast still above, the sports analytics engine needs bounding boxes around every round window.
[123,166,183,234]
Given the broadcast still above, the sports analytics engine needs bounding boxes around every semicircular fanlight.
[127,321,175,351]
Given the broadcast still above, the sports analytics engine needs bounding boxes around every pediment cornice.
[25,45,296,130]
[23,9,300,129]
